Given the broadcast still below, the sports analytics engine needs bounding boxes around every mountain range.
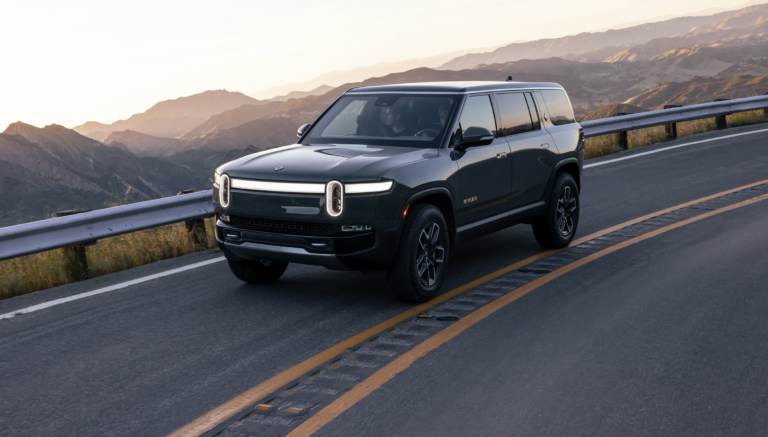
[440,4,768,69]
[73,90,260,140]
[5,4,768,226]
[0,123,200,226]
[249,45,512,100]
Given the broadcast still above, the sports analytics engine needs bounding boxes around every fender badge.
[274,166,284,171]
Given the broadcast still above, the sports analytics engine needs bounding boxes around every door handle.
[496,152,508,159]
[541,143,550,149]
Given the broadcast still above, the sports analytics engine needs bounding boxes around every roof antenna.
[506,76,513,82]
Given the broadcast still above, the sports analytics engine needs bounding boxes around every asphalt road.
[1,124,768,437]
[318,189,768,437]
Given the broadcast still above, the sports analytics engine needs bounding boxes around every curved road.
[1,124,768,437]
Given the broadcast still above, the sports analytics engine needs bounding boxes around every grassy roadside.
[1,110,767,301]
[0,219,217,301]
[585,110,768,159]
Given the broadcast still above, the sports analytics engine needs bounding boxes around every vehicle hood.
[217,143,435,183]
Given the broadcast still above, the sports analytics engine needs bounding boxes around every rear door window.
[495,92,535,136]
[458,95,497,136]
[540,90,576,126]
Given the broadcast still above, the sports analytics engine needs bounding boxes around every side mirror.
[457,126,494,150]
[297,123,311,139]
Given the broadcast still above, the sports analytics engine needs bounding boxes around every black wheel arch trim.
[403,186,457,244]
[547,158,582,193]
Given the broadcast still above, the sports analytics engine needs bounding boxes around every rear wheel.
[532,172,579,249]
[386,204,449,303]
[227,258,288,284]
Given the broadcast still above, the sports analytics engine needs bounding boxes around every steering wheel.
[415,128,440,137]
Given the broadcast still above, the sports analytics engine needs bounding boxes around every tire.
[386,204,450,303]
[532,172,579,249]
[227,258,288,284]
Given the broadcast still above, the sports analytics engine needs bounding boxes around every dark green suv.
[213,81,583,302]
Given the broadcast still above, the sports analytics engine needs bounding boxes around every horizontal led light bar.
[225,178,393,195]
[344,181,394,194]
[231,178,325,194]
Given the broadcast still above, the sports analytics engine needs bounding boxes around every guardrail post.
[663,105,682,140]
[612,113,629,150]
[714,98,730,130]
[177,190,209,248]
[53,210,94,281]
[764,93,768,115]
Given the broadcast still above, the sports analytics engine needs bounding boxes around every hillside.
[440,4,768,70]
[73,90,260,139]
[181,101,288,139]
[579,104,650,122]
[102,130,188,157]
[624,74,768,108]
[265,85,334,102]
[610,45,768,90]
[185,117,301,152]
[566,24,768,64]
[0,123,202,226]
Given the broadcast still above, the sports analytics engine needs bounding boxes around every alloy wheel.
[556,186,577,236]
[415,222,445,286]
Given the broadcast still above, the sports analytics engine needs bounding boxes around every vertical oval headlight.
[219,174,231,208]
[326,180,343,217]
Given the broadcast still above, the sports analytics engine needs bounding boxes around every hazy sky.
[0,0,753,130]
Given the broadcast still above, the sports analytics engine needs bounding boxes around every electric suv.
[213,81,583,302]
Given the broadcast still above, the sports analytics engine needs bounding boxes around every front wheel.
[227,258,288,284]
[386,204,449,303]
[532,172,579,249]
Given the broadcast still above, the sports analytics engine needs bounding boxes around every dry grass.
[585,110,768,159]
[0,218,217,301]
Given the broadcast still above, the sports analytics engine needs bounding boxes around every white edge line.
[0,257,226,321]
[584,128,768,169]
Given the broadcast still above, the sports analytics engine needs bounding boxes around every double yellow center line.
[169,178,768,437]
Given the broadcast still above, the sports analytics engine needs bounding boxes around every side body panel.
[497,91,559,209]
[448,93,512,227]
[453,139,511,226]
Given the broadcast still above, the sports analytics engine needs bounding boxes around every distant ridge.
[439,5,768,70]
[265,85,334,102]
[73,90,260,139]
[0,123,200,225]
[102,130,188,157]
[251,44,512,100]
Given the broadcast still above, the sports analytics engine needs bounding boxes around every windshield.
[302,94,458,147]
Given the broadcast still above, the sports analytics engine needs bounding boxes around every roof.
[345,81,564,94]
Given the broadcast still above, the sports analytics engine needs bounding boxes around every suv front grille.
[228,215,336,236]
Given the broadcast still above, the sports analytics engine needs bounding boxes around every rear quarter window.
[541,90,576,126]
[495,92,535,136]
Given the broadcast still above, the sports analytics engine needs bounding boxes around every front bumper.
[216,220,401,271]
[213,187,405,271]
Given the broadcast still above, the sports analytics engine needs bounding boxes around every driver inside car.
[380,104,416,136]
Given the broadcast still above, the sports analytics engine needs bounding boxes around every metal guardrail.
[1,93,767,263]
[580,95,768,137]
[0,190,215,262]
